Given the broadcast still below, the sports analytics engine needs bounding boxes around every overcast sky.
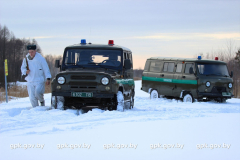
[1,0,240,68]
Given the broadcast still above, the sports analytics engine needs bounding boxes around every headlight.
[228,83,233,89]
[57,76,65,84]
[101,77,109,85]
[206,81,211,87]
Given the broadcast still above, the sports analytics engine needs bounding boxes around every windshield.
[63,49,122,69]
[197,63,229,77]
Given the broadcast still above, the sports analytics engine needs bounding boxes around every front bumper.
[52,91,114,98]
[198,92,233,99]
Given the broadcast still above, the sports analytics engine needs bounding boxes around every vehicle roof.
[65,43,132,52]
[148,57,226,63]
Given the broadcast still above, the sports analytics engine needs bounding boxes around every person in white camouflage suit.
[21,45,51,107]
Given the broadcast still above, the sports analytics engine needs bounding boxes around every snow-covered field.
[1,81,240,160]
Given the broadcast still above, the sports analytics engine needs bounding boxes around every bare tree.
[235,48,240,62]
[0,24,48,87]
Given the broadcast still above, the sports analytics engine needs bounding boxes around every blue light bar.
[81,39,86,44]
[198,56,201,60]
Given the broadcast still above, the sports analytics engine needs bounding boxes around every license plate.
[222,92,231,96]
[71,92,93,97]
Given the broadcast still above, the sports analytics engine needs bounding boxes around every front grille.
[211,87,226,93]
[69,82,97,89]
[71,75,96,80]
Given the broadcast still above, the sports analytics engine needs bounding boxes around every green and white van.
[141,57,233,102]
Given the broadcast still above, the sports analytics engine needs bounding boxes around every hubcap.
[186,97,192,102]
[153,93,157,98]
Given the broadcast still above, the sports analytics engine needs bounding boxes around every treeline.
[0,24,61,88]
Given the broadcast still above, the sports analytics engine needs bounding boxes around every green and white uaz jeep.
[51,39,134,111]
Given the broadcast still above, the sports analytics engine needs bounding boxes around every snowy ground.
[1,81,240,160]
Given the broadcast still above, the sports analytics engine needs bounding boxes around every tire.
[183,94,193,103]
[220,98,227,103]
[116,91,125,112]
[150,90,159,99]
[51,96,57,109]
[130,95,134,109]
[125,95,134,110]
[51,96,65,110]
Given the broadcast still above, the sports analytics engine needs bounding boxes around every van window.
[150,61,161,72]
[124,52,128,60]
[176,63,183,73]
[128,53,132,61]
[185,63,194,74]
[163,62,174,72]
[144,61,150,71]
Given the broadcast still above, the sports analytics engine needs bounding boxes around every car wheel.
[220,98,227,103]
[117,91,125,112]
[150,90,159,99]
[51,96,65,110]
[51,96,57,109]
[183,94,193,103]
[130,95,134,109]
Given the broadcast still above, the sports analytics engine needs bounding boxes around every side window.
[144,60,150,71]
[163,62,174,72]
[150,61,161,72]
[163,63,168,72]
[176,63,183,73]
[128,53,132,62]
[124,52,128,60]
[185,63,194,74]
[168,63,174,72]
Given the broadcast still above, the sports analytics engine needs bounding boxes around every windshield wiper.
[88,62,101,65]
[205,74,228,77]
[96,65,119,71]
[205,74,219,76]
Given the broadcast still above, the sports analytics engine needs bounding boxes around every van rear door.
[143,60,163,93]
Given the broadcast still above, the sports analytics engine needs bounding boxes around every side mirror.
[124,59,132,70]
[189,67,194,74]
[55,60,60,68]
[230,71,233,78]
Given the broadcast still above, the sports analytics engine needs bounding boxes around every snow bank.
[0,81,240,160]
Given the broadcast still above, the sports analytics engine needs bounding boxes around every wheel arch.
[180,90,193,98]
[118,86,124,93]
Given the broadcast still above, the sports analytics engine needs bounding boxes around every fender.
[180,90,192,98]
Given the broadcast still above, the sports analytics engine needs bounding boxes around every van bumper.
[198,92,233,98]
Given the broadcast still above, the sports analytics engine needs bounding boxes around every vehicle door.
[182,62,198,97]
[123,51,134,97]
[146,60,163,94]
[161,61,174,96]
[172,62,184,97]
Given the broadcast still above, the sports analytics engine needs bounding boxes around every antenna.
[89,27,91,43]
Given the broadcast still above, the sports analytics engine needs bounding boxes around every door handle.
[160,74,164,77]
[182,76,186,78]
[172,85,177,90]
